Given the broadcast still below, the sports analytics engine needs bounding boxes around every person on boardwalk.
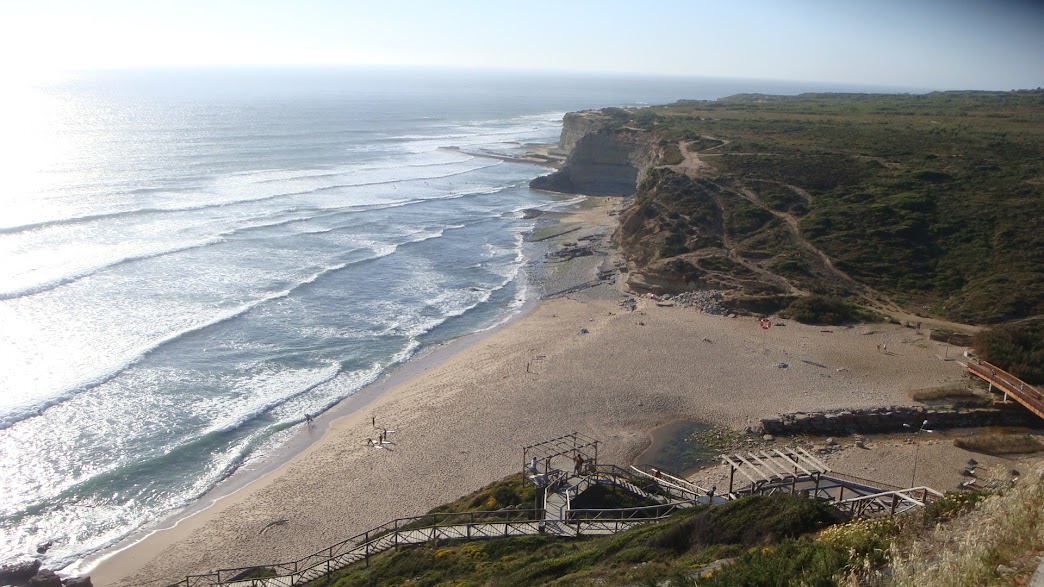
[573,453,584,475]
[529,456,539,474]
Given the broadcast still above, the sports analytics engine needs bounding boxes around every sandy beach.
[89,197,1039,587]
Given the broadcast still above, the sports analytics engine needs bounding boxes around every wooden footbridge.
[721,447,942,517]
[169,433,939,587]
[966,360,1044,420]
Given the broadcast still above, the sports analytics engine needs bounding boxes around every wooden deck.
[966,360,1044,420]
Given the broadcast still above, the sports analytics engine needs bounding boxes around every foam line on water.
[0,237,226,300]
[0,160,503,235]
[0,214,483,430]
[0,261,350,430]
[0,180,511,301]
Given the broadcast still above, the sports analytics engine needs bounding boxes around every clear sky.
[2,0,1041,89]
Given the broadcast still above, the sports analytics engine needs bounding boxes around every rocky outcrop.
[531,115,658,197]
[761,405,1041,436]
[0,560,41,584]
[0,560,92,587]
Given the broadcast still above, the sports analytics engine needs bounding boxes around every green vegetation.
[303,468,1044,586]
[614,90,1043,327]
[781,295,878,325]
[972,317,1044,384]
[316,494,842,587]
[658,140,685,165]
[426,473,538,517]
[890,473,1044,585]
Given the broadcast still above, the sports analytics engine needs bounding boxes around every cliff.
[542,91,1044,330]
[551,111,612,155]
[530,113,658,197]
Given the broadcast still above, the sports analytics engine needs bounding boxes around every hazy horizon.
[3,0,1041,91]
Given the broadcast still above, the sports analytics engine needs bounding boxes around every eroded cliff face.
[531,113,658,197]
[552,111,612,155]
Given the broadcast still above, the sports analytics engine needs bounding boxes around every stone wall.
[761,405,1041,436]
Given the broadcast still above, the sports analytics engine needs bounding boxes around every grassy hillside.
[301,468,1043,586]
[613,90,1043,327]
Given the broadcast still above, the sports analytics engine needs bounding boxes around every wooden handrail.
[967,360,1044,419]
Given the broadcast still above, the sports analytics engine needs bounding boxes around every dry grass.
[953,434,1044,456]
[889,465,1044,586]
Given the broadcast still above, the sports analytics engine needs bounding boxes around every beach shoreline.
[85,195,624,585]
[87,194,1039,587]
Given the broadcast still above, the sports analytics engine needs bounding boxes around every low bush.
[782,295,876,325]
[972,317,1044,384]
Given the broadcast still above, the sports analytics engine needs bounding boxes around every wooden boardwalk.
[966,360,1044,420]
[172,465,702,587]
[170,436,940,587]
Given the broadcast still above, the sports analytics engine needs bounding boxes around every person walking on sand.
[305,413,314,425]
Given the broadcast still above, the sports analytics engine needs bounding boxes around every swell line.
[0,161,503,235]
[0,181,511,301]
[0,261,349,431]
[0,238,225,300]
[0,219,471,430]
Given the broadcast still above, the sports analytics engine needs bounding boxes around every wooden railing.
[169,509,541,587]
[967,360,1044,419]
[833,487,943,518]
[169,465,701,587]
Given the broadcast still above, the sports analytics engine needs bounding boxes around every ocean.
[0,67,875,571]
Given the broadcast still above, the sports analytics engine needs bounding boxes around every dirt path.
[662,141,802,295]
[664,142,982,332]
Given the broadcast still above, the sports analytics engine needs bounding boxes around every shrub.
[699,540,848,587]
[647,495,841,552]
[782,295,876,325]
[972,317,1044,384]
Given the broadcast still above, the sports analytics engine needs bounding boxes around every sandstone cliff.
[530,112,658,197]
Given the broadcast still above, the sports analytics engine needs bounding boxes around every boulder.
[0,559,42,584]
[64,577,94,587]
[28,569,63,587]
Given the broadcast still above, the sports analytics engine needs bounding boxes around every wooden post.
[728,464,735,495]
